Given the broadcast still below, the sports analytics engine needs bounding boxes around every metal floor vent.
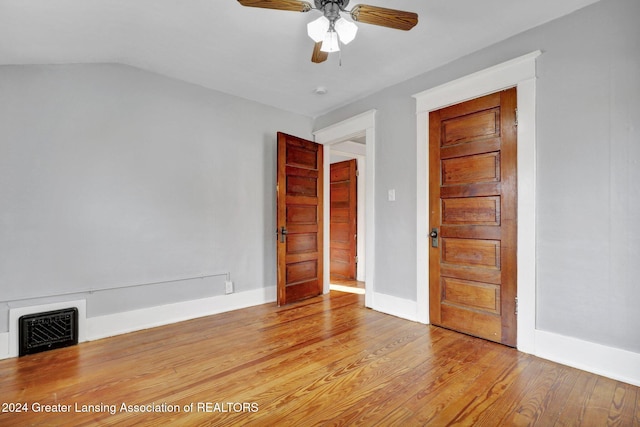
[19,308,78,356]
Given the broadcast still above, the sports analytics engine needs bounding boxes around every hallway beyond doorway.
[330,276,365,295]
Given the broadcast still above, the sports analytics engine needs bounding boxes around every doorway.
[314,110,376,308]
[414,51,540,352]
[329,143,365,294]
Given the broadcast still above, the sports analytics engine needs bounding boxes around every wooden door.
[330,159,357,279]
[429,88,517,347]
[277,132,324,306]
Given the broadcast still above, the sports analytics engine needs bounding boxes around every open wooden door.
[330,159,357,279]
[429,88,517,347]
[277,132,324,306]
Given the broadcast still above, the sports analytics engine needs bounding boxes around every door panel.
[441,153,500,185]
[442,278,500,313]
[441,238,501,269]
[277,132,324,306]
[330,159,357,279]
[429,88,517,346]
[441,108,500,145]
[442,196,501,225]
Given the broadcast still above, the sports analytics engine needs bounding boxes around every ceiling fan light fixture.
[320,30,340,52]
[307,16,330,43]
[334,17,357,45]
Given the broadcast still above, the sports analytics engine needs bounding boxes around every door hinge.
[356,170,360,177]
[355,256,358,263]
[514,108,519,126]
[515,297,518,315]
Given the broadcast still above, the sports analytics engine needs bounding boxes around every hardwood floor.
[330,276,365,289]
[1,291,638,426]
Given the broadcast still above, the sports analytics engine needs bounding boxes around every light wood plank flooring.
[330,276,365,289]
[0,290,638,426]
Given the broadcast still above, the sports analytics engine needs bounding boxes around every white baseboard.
[371,292,418,322]
[87,286,276,341]
[535,329,640,387]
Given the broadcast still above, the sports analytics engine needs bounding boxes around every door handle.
[278,226,288,243]
[430,228,438,248]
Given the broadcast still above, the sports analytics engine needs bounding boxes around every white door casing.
[314,110,376,309]
[414,51,541,353]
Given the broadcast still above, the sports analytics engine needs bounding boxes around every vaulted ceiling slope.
[0,0,600,117]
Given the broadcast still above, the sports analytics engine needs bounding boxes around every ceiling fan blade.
[311,42,328,63]
[350,4,418,31]
[237,0,312,12]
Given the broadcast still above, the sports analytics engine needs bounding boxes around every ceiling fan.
[237,0,418,63]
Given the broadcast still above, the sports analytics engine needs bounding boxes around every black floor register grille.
[19,308,78,356]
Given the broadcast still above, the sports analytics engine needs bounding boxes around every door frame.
[414,51,541,353]
[314,110,376,309]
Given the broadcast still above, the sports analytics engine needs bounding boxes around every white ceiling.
[0,0,600,118]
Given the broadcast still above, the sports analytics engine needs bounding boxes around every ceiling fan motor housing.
[314,0,350,12]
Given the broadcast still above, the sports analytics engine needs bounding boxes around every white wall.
[0,63,313,333]
[314,0,640,354]
[533,0,639,352]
